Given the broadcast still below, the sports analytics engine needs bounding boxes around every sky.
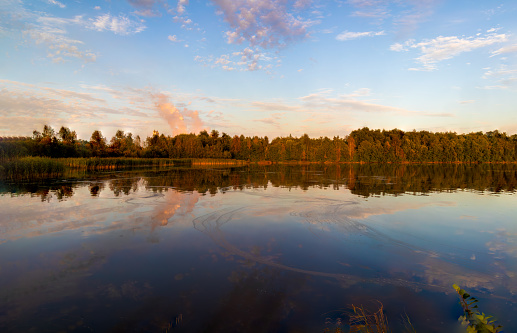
[1,0,517,140]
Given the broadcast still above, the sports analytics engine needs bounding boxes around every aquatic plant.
[191,158,247,166]
[453,284,503,333]
[325,285,502,333]
[61,157,177,170]
[61,157,245,170]
[0,156,65,180]
[348,302,390,333]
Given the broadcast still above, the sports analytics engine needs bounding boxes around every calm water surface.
[0,164,516,332]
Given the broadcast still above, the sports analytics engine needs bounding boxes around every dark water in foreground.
[0,164,516,332]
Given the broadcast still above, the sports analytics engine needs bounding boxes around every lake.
[1,164,516,332]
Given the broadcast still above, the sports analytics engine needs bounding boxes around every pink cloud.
[152,93,205,135]
[212,0,315,49]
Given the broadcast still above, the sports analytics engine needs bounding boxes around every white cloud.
[352,8,388,19]
[168,34,181,42]
[36,15,85,28]
[177,0,189,14]
[346,0,446,37]
[0,88,69,119]
[482,65,517,89]
[42,87,106,102]
[294,0,312,9]
[90,14,146,35]
[249,88,452,119]
[47,0,65,8]
[347,0,389,19]
[127,0,163,17]
[23,27,97,63]
[336,30,385,41]
[491,43,517,56]
[298,90,409,114]
[391,32,508,71]
[0,2,96,64]
[0,80,211,138]
[347,0,384,6]
[390,43,405,52]
[196,47,278,73]
[212,0,316,49]
[253,112,283,127]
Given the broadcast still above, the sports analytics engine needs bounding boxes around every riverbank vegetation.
[0,157,65,180]
[0,156,247,180]
[2,125,517,163]
[322,286,501,333]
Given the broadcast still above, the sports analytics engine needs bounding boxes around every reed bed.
[0,157,248,180]
[0,157,65,180]
[191,158,247,166]
[61,157,176,170]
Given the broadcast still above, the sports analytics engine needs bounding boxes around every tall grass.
[348,302,390,333]
[61,157,177,170]
[0,157,65,180]
[62,157,246,169]
[191,158,247,166]
[0,157,248,180]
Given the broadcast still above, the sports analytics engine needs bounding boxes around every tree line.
[1,125,517,162]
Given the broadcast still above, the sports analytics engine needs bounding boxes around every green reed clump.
[61,157,177,170]
[0,157,65,180]
[191,158,247,166]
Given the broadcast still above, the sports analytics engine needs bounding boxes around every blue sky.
[1,0,516,140]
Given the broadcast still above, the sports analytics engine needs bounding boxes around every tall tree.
[89,130,107,157]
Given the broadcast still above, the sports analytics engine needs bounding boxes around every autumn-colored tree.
[89,130,107,157]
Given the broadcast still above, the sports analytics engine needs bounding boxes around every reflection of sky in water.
[0,178,516,332]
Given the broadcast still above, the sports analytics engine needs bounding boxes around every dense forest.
[1,125,517,163]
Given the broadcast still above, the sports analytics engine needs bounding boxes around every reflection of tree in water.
[89,182,104,196]
[2,163,517,198]
[109,177,139,196]
[0,182,77,201]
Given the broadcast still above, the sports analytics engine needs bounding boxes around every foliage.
[2,125,517,163]
[453,284,502,333]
